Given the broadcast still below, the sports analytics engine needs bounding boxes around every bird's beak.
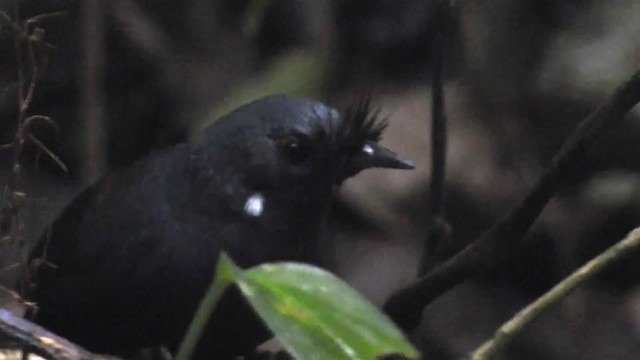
[348,140,414,175]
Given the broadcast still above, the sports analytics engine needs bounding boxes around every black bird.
[27,95,413,359]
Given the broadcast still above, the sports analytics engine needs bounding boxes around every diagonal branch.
[0,309,118,360]
[384,70,640,331]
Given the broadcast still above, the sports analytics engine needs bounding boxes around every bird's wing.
[29,147,216,351]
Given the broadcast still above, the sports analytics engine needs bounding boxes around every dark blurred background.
[1,0,640,359]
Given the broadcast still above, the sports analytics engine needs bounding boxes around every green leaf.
[235,262,420,360]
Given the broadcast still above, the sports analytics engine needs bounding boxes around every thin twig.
[419,0,452,276]
[24,114,60,131]
[27,134,68,173]
[26,11,67,25]
[1,9,29,236]
[471,226,640,360]
[21,27,39,114]
[4,7,45,221]
[9,10,24,197]
[2,5,65,308]
[384,70,640,331]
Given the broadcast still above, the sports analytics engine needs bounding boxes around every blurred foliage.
[196,50,330,136]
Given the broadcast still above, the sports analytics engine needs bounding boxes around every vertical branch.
[5,7,63,225]
[78,0,107,184]
[8,40,23,213]
[428,1,448,217]
[420,0,452,276]
[2,4,68,304]
[9,4,24,202]
[2,4,33,234]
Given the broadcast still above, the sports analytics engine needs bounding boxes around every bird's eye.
[282,134,313,163]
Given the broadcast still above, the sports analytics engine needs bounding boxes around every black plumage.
[27,95,413,359]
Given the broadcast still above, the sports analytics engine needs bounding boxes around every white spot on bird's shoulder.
[244,193,265,217]
[362,143,374,156]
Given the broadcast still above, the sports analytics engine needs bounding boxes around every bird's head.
[192,95,412,196]
[189,95,413,263]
